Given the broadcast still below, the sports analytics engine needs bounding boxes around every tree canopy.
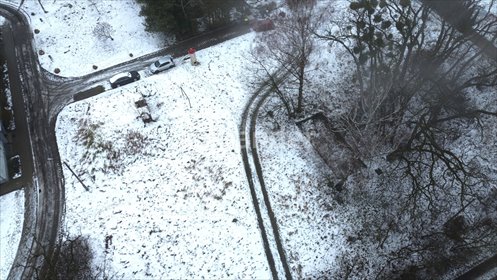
[136,0,248,39]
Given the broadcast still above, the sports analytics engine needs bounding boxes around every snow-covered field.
[52,16,351,277]
[53,20,352,274]
[7,0,349,277]
[56,34,272,278]
[0,190,24,279]
[3,0,166,77]
[256,105,347,278]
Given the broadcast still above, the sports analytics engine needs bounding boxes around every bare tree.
[93,22,115,42]
[313,0,497,277]
[316,0,497,155]
[250,0,324,117]
[14,232,113,280]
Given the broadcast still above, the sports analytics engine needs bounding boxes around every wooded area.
[253,0,497,278]
[136,0,249,39]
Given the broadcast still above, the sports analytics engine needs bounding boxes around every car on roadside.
[9,155,22,180]
[109,71,140,89]
[149,55,175,74]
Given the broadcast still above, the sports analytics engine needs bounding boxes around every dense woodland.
[252,0,497,278]
[136,0,249,38]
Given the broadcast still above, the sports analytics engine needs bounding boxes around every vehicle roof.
[157,55,173,64]
[109,72,131,84]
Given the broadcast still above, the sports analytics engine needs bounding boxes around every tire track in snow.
[239,70,292,280]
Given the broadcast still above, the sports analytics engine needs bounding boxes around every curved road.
[0,3,64,279]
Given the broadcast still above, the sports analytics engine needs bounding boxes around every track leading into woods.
[420,0,497,62]
[239,2,496,279]
[2,0,494,278]
[239,69,292,280]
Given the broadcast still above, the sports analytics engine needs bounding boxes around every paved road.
[0,2,64,279]
[2,0,495,279]
[0,23,34,196]
[420,0,497,62]
[454,254,497,280]
[46,22,252,118]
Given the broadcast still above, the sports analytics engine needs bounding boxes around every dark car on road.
[109,71,140,89]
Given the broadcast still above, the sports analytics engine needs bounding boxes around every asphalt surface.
[45,22,252,118]
[455,254,497,280]
[0,23,34,196]
[420,0,497,62]
[0,3,64,279]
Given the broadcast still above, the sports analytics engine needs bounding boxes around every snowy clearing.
[0,190,24,279]
[4,0,166,77]
[54,21,353,275]
[55,34,281,278]
[256,104,347,278]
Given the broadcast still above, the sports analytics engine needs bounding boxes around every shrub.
[125,130,146,155]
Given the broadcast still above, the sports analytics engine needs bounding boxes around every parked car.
[149,55,175,74]
[9,155,22,180]
[109,71,140,89]
[251,19,275,32]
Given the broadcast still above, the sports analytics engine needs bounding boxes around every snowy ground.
[256,103,347,278]
[3,0,166,77]
[2,0,495,278]
[56,34,274,278]
[0,0,163,276]
[2,0,350,277]
[54,27,350,277]
[0,190,24,279]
